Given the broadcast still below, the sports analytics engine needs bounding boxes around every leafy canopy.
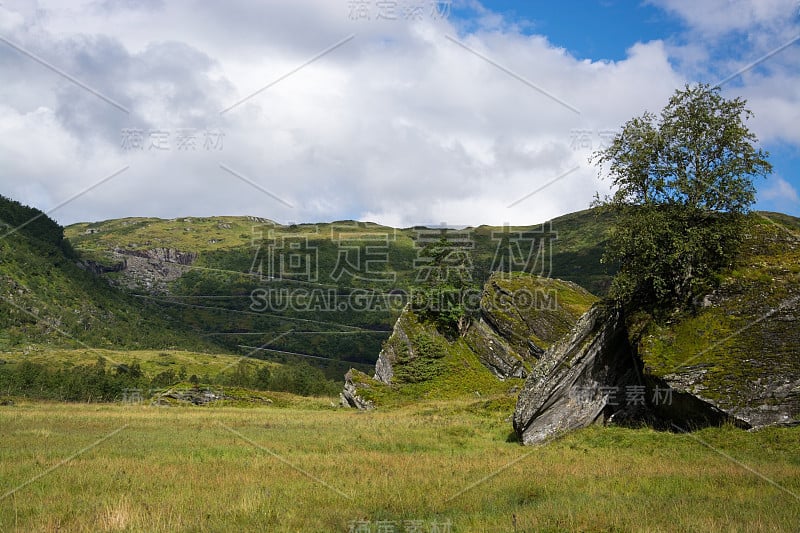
[593,84,772,309]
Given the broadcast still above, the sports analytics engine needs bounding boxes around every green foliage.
[266,361,340,396]
[62,210,620,372]
[393,330,448,384]
[0,357,148,402]
[0,193,65,248]
[410,236,477,337]
[603,206,743,308]
[0,197,224,353]
[593,84,772,309]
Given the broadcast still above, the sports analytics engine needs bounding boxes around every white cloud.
[650,0,798,37]
[761,176,800,204]
[0,0,797,228]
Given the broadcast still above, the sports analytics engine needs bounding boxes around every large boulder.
[513,304,642,445]
[636,216,800,429]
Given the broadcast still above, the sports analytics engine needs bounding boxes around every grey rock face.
[512,302,789,445]
[464,318,527,380]
[108,247,198,293]
[513,304,642,445]
[373,305,413,385]
[340,370,375,410]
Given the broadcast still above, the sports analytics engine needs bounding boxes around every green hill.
[63,210,616,372]
[3,191,799,422]
[0,195,218,352]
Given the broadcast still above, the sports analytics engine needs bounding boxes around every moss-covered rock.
[635,213,800,427]
[469,272,599,377]
[344,273,598,408]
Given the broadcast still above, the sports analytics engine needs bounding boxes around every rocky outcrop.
[464,318,527,379]
[369,275,598,388]
[465,274,598,380]
[78,259,126,276]
[513,218,800,443]
[103,247,198,294]
[340,370,375,410]
[635,219,800,430]
[343,273,599,408]
[513,304,644,445]
[513,296,797,445]
[152,388,227,406]
[373,305,412,384]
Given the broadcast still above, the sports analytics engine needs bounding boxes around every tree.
[410,236,476,336]
[593,84,772,309]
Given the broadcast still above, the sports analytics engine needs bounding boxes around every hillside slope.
[0,195,218,352]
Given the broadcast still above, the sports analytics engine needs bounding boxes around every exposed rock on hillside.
[372,274,597,387]
[373,305,412,385]
[514,215,800,444]
[512,304,751,445]
[636,216,800,429]
[78,259,126,276]
[467,274,599,380]
[340,370,375,410]
[103,247,198,293]
[463,319,527,379]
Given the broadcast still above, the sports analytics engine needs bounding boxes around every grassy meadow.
[1,398,798,532]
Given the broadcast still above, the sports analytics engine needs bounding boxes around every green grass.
[1,348,274,381]
[0,400,798,532]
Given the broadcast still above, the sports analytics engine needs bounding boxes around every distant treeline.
[0,356,340,402]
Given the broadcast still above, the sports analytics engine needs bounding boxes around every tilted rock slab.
[513,304,642,445]
[372,304,413,385]
[463,318,527,380]
[340,370,375,410]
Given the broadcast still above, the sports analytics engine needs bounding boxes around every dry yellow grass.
[0,399,798,532]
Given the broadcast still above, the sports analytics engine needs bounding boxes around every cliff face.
[83,247,198,294]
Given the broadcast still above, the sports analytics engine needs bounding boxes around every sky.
[0,0,798,227]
